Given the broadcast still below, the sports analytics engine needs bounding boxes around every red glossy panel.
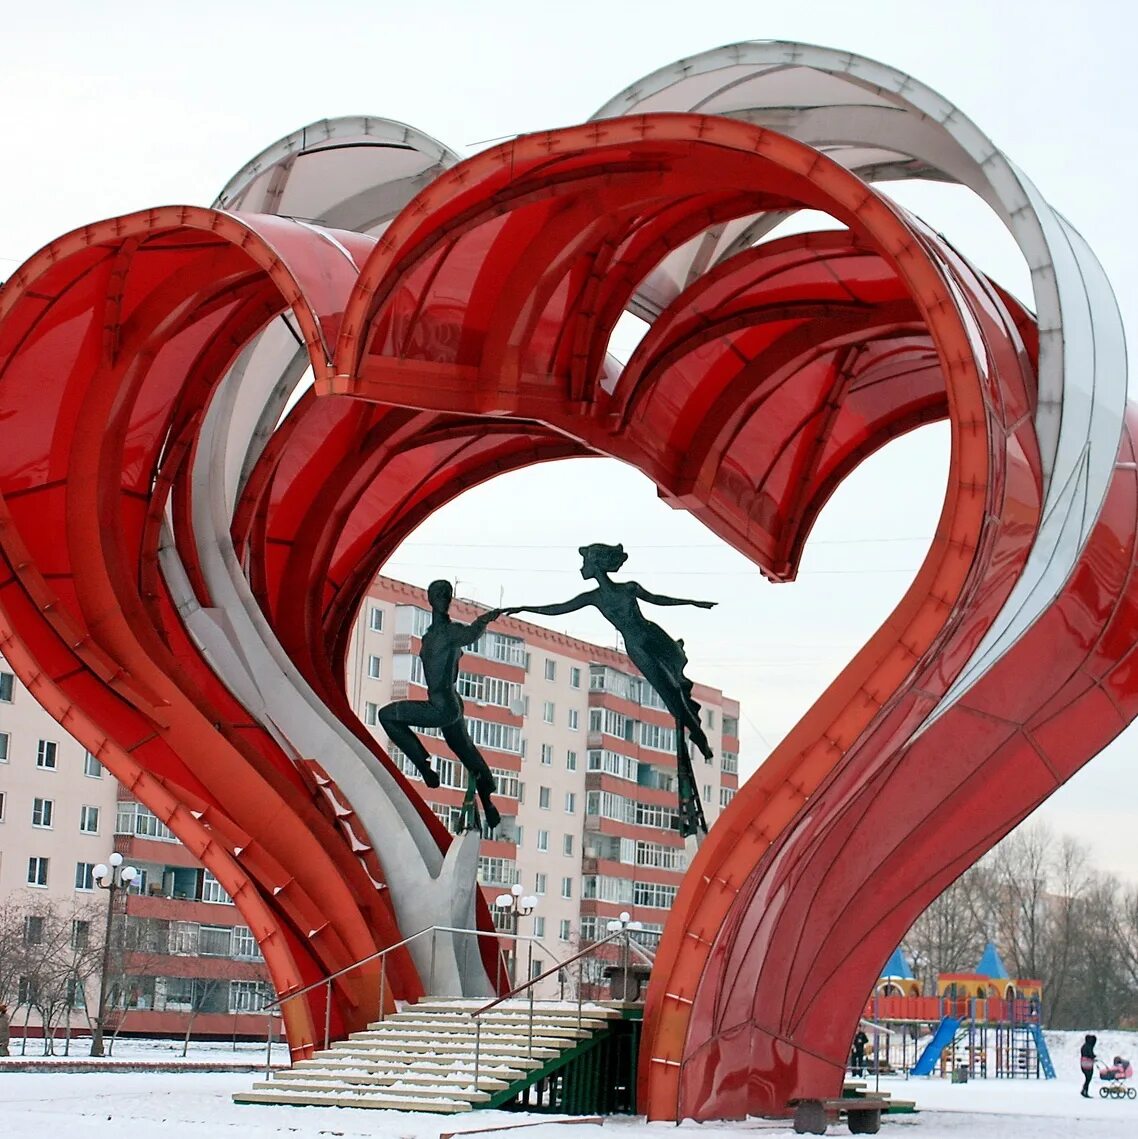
[0,112,1132,1106]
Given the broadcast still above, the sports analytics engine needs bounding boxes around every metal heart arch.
[0,41,1132,1120]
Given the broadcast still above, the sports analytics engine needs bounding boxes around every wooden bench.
[790,1096,891,1135]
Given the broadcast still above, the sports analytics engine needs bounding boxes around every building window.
[537,829,549,852]
[0,790,5,821]
[568,708,579,730]
[533,916,546,938]
[708,710,716,729]
[559,919,571,941]
[36,739,58,769]
[0,731,9,762]
[720,787,736,808]
[364,701,379,726]
[199,926,234,956]
[84,751,102,777]
[27,857,49,887]
[231,926,261,959]
[74,862,95,890]
[703,784,712,802]
[530,958,544,980]
[723,716,738,736]
[539,786,551,810]
[542,700,555,724]
[163,922,195,955]
[368,606,384,632]
[230,980,272,1014]
[563,834,574,857]
[539,743,553,767]
[544,659,556,681]
[116,800,176,842]
[566,749,577,771]
[633,881,679,908]
[18,977,37,1006]
[80,805,100,834]
[24,915,44,945]
[534,872,547,895]
[72,919,91,949]
[569,667,581,689]
[477,857,520,887]
[721,752,738,774]
[367,654,382,680]
[0,671,13,702]
[31,797,54,828]
[561,876,573,900]
[201,869,234,905]
[564,792,576,814]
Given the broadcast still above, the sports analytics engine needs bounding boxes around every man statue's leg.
[443,722,501,829]
[378,700,442,787]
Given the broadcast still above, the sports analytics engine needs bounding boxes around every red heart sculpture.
[0,44,1132,1121]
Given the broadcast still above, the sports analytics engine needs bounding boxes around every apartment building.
[351,577,741,986]
[0,658,271,1040]
[0,575,741,1036]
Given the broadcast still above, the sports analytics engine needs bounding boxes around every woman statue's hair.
[578,542,628,574]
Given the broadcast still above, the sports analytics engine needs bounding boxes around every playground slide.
[910,1016,962,1076]
[1029,1025,1056,1078]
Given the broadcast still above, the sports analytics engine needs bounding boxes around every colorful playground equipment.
[0,38,1132,1123]
[864,944,1054,1080]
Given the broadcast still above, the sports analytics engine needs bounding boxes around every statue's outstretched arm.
[504,591,597,618]
[633,582,716,609]
[454,608,503,647]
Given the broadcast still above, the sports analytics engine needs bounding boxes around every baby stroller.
[1098,1056,1136,1099]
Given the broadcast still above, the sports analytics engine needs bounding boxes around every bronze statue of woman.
[504,543,716,836]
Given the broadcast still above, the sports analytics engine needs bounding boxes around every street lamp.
[90,851,138,1057]
[494,883,538,988]
[606,911,643,1002]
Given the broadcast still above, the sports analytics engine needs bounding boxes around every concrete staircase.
[234,998,622,1113]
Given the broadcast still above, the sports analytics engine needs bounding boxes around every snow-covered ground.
[0,1031,1134,1137]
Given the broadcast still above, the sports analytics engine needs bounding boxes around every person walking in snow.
[1080,1033,1097,1098]
[0,1002,10,1056]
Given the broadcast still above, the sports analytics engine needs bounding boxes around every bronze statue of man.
[379,580,502,829]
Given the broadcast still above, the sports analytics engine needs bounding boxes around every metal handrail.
[468,927,639,1097]
[261,923,548,1051]
[472,928,625,1016]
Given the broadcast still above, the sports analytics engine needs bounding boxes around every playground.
[857,945,1057,1083]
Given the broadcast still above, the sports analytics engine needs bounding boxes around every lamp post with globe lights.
[494,882,538,989]
[606,911,644,1001]
[90,851,138,1057]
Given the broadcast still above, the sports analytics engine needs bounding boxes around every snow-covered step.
[341,1029,572,1049]
[272,1068,513,1091]
[234,1087,474,1112]
[250,1077,494,1103]
[359,1017,595,1039]
[324,1039,562,1059]
[409,999,620,1019]
[295,1053,542,1074]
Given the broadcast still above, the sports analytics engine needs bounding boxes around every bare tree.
[905,868,989,983]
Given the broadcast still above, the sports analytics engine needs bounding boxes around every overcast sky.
[2,0,1135,875]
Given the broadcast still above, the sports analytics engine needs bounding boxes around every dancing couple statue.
[378,544,716,837]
